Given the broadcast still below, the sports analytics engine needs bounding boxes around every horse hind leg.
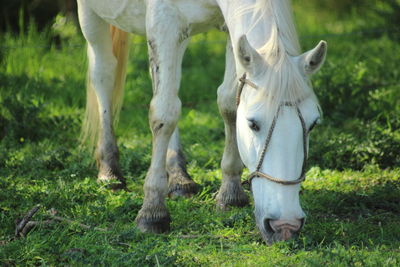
[216,39,249,210]
[78,2,126,189]
[167,128,199,198]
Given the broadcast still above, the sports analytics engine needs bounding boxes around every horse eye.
[248,119,260,131]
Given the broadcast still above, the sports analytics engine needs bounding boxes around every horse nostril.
[268,219,303,233]
[263,218,275,233]
[299,217,305,230]
[261,218,305,242]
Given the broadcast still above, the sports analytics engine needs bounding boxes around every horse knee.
[217,83,237,118]
[149,95,181,136]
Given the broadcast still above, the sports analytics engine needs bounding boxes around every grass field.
[1,1,400,266]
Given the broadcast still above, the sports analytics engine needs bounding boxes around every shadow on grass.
[301,179,400,248]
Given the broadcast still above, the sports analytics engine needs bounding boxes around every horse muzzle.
[259,218,305,244]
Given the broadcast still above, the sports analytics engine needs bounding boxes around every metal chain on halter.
[236,73,309,187]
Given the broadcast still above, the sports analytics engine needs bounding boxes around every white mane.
[236,0,320,116]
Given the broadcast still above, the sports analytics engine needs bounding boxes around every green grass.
[1,3,400,266]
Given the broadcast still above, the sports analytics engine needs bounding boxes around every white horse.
[77,0,327,244]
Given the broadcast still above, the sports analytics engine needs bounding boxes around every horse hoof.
[97,176,127,191]
[216,184,249,211]
[135,207,171,234]
[168,181,199,198]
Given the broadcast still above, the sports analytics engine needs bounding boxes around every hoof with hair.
[97,170,126,190]
[135,205,171,234]
[216,181,249,210]
[167,170,199,198]
[168,180,199,198]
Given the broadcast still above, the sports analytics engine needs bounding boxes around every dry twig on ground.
[15,206,108,237]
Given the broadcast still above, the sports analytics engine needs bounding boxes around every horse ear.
[299,40,327,75]
[237,35,264,75]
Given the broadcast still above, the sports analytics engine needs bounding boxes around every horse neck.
[219,1,271,45]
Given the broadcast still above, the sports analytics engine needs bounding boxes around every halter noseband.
[237,73,308,186]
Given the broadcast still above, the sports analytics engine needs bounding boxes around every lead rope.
[296,105,308,182]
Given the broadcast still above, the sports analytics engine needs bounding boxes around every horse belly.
[87,0,147,35]
[175,0,223,34]
[87,0,222,36]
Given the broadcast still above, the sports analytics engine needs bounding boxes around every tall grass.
[0,4,399,266]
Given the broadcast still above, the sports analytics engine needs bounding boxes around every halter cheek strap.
[237,73,308,186]
[236,73,247,106]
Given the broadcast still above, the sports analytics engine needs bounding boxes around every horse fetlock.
[216,180,249,210]
[97,161,123,178]
[135,203,171,233]
[97,148,125,190]
[96,137,119,160]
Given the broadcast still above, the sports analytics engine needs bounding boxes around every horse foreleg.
[135,0,189,233]
[166,128,199,198]
[216,39,249,210]
[77,2,125,189]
